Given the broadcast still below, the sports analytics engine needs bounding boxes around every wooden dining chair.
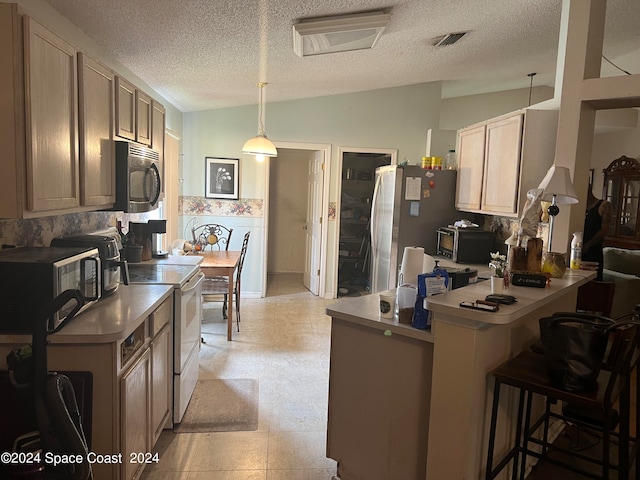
[191,224,233,251]
[202,231,250,331]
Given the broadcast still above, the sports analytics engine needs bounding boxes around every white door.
[303,153,323,294]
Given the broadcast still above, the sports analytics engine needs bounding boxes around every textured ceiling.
[44,0,640,113]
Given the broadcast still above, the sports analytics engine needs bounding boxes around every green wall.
[182,82,443,296]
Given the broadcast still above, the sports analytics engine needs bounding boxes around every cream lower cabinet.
[150,323,171,444]
[121,348,151,480]
[455,108,558,217]
[121,296,172,480]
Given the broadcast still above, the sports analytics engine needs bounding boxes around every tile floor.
[141,273,339,480]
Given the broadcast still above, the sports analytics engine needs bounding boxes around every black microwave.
[114,141,161,213]
[436,226,495,264]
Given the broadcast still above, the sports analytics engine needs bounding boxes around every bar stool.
[485,315,640,480]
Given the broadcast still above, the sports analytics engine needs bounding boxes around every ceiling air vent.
[432,31,469,47]
[293,10,391,57]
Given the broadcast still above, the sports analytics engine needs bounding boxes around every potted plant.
[489,252,507,293]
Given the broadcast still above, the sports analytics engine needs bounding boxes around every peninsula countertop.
[326,290,434,343]
[0,284,173,345]
[326,268,595,338]
[427,268,596,327]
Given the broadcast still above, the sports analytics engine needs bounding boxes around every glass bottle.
[444,149,457,170]
[570,232,583,269]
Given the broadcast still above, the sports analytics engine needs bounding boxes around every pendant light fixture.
[242,82,277,161]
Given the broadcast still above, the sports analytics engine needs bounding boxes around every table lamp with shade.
[537,165,579,252]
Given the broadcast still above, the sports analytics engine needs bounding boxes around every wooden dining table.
[198,250,241,341]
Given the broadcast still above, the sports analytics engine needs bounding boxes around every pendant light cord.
[527,72,536,106]
[257,82,267,135]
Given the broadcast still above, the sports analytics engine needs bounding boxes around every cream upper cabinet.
[455,124,486,211]
[481,114,524,214]
[0,5,165,219]
[24,15,80,212]
[136,90,152,145]
[78,53,115,207]
[0,3,26,218]
[115,75,155,146]
[115,76,136,141]
[455,108,558,217]
[1,6,83,218]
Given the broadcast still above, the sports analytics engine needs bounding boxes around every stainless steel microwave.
[436,226,495,264]
[114,141,161,212]
[0,247,101,333]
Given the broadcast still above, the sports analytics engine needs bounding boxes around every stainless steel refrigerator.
[370,165,459,292]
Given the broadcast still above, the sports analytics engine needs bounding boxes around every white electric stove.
[128,262,204,423]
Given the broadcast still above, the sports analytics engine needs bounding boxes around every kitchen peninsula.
[325,269,595,480]
[0,284,173,480]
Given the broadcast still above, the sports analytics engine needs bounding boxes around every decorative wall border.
[181,197,335,221]
[180,196,264,217]
[328,202,337,220]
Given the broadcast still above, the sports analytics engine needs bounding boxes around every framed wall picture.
[205,157,239,199]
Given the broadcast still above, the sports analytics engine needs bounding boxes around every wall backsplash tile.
[0,211,156,248]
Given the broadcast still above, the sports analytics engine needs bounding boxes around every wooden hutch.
[602,155,640,249]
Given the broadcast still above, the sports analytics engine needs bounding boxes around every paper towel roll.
[423,254,436,274]
[400,246,425,286]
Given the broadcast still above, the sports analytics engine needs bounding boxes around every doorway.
[337,148,395,297]
[264,143,331,298]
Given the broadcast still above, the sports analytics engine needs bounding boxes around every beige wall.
[591,125,640,195]
[268,149,312,273]
[440,86,554,130]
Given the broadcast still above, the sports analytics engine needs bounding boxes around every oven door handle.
[183,271,205,293]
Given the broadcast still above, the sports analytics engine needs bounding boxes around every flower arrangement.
[489,252,508,278]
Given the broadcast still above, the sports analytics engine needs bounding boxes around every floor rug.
[174,379,258,433]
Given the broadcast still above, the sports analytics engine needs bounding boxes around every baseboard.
[242,291,262,299]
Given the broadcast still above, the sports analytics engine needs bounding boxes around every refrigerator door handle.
[370,172,381,257]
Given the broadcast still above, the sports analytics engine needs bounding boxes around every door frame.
[263,141,332,298]
[335,147,398,295]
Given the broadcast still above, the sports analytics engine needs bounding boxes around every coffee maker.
[148,219,168,258]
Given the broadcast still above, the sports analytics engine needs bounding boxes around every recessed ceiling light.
[293,10,391,57]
